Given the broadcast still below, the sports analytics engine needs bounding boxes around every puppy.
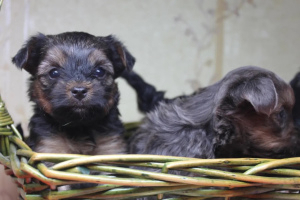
[123,66,299,159]
[12,32,135,157]
[290,72,300,128]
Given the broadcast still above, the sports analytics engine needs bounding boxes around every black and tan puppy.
[12,32,135,156]
[123,66,300,159]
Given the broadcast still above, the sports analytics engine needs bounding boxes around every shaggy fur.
[290,72,300,128]
[12,32,135,157]
[124,66,300,159]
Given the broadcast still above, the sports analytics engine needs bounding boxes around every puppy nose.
[71,87,88,100]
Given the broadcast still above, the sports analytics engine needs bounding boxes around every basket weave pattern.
[1,95,300,200]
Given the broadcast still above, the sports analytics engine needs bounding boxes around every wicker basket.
[2,95,300,200]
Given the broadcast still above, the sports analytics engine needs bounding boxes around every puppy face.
[215,67,298,158]
[12,32,135,124]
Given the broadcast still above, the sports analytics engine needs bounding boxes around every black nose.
[71,87,88,100]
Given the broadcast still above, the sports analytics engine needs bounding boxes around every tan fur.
[234,83,296,154]
[32,81,53,114]
[65,80,93,100]
[35,133,126,155]
[38,46,67,75]
[116,43,127,68]
[280,86,295,109]
[93,134,126,155]
[88,49,114,74]
[251,129,294,150]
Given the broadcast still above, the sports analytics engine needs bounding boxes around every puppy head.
[216,66,298,158]
[12,32,135,124]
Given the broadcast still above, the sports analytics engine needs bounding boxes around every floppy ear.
[12,33,47,75]
[241,77,278,116]
[102,35,135,78]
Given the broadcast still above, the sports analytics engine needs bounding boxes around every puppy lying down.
[12,32,135,156]
[124,66,300,159]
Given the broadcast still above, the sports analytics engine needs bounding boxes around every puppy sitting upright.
[123,66,300,159]
[12,32,135,155]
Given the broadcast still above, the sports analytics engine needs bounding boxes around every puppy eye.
[49,68,60,79]
[94,67,106,78]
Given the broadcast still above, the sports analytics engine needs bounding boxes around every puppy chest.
[36,133,126,155]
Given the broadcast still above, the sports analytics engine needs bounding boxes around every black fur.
[290,72,300,128]
[121,70,166,112]
[124,66,299,159]
[121,70,194,113]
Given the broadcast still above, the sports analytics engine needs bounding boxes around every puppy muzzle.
[71,87,88,101]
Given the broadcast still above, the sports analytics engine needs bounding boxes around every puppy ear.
[12,33,47,75]
[102,35,135,78]
[241,77,278,116]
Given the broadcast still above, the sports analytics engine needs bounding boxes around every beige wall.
[1,0,300,199]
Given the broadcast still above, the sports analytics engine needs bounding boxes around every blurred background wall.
[1,0,300,199]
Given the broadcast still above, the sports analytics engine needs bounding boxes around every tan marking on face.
[88,49,114,74]
[32,81,53,114]
[238,104,295,152]
[103,76,114,86]
[38,46,67,75]
[248,127,295,153]
[102,84,118,115]
[233,95,296,154]
[236,112,294,148]
[66,80,93,100]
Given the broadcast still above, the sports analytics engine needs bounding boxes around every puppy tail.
[121,70,166,113]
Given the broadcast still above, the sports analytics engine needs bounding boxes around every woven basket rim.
[2,95,300,199]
